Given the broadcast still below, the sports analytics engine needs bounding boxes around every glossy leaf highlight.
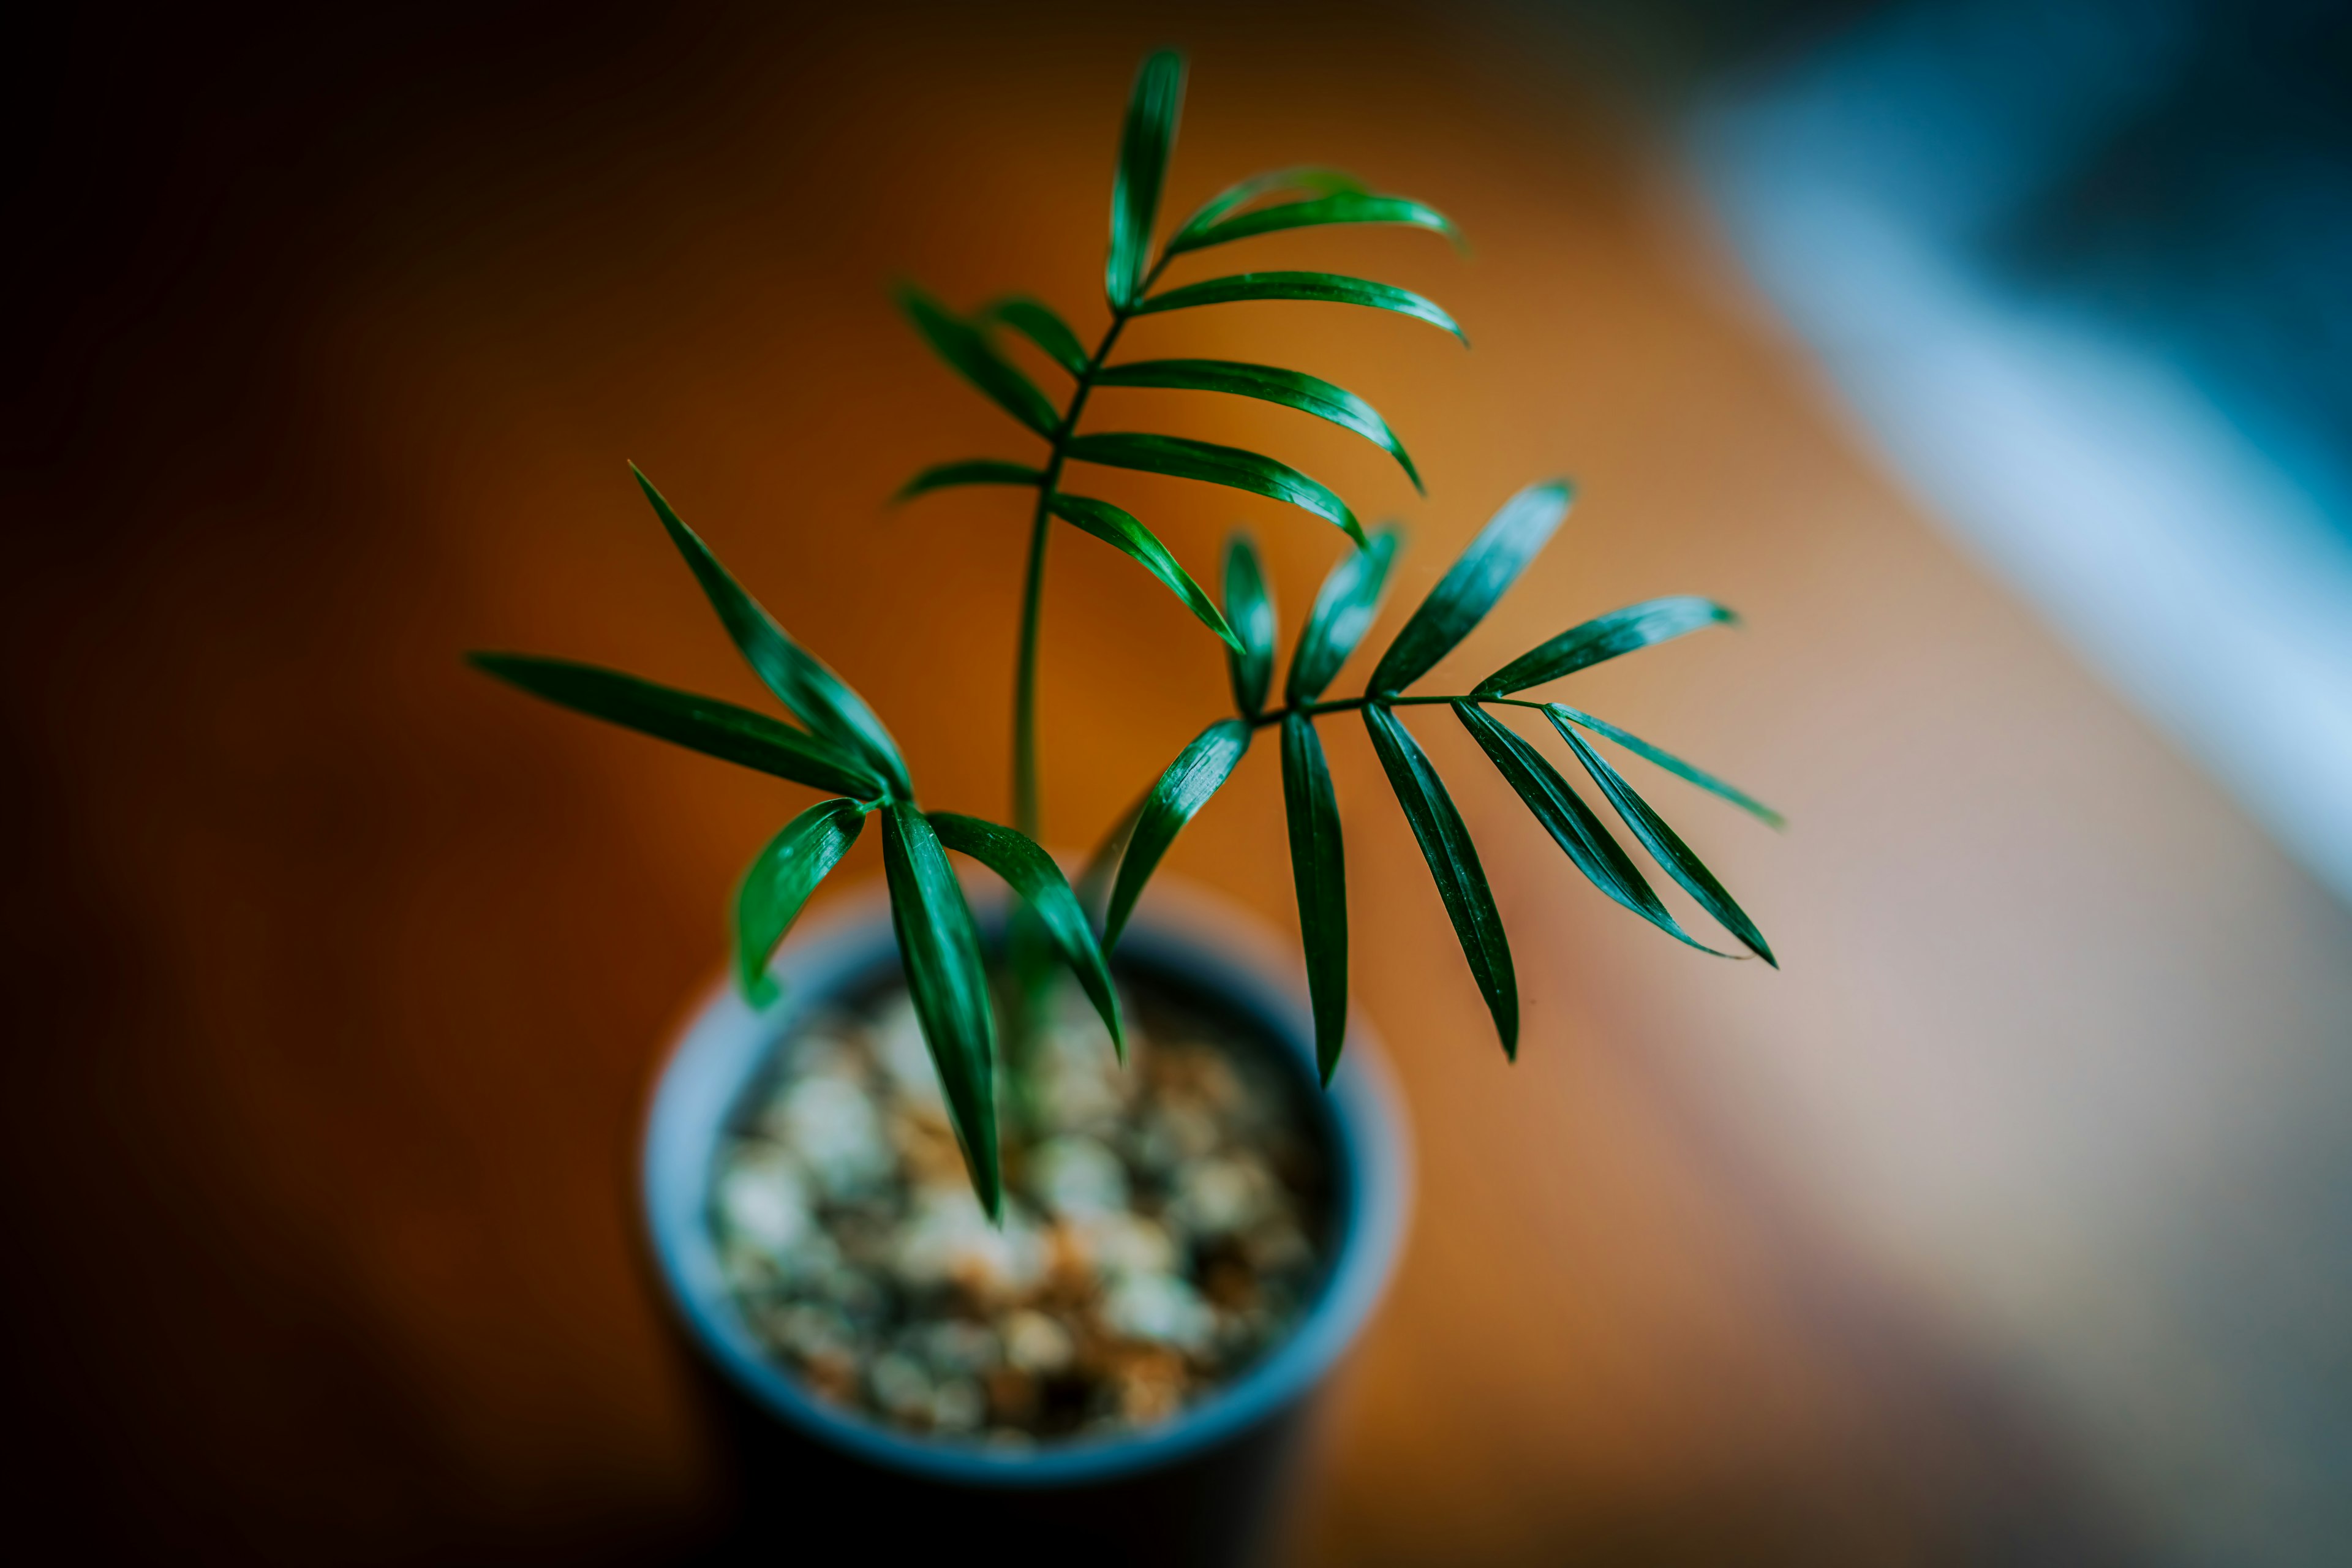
[1095,358,1422,492]
[1286,528,1400,704]
[1221,532,1275,717]
[1103,720,1252,948]
[1548,712,1775,965]
[1477,596,1736,696]
[468,654,882,799]
[1107,50,1185,309]
[734,798,865,1006]
[1134,271,1466,343]
[896,283,1060,437]
[1362,704,1516,1056]
[1169,167,1366,249]
[879,802,1001,1218]
[893,459,1044,503]
[1548,704,1784,830]
[1370,480,1572,695]
[1049,493,1243,652]
[1065,431,1365,547]
[982,296,1088,377]
[1280,714,1349,1082]
[634,466,908,794]
[930,812,1126,1058]
[1165,192,1457,258]
[1455,703,1727,956]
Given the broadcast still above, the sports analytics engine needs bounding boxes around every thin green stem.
[1009,296,1139,834]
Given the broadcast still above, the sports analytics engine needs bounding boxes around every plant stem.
[1011,309,1133,835]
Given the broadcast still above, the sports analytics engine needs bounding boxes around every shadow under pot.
[642,888,1411,1567]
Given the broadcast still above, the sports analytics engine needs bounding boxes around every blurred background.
[7,1,2349,1561]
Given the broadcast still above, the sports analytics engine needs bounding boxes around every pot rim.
[641,876,1412,1489]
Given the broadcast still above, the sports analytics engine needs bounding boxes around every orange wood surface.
[10,6,2348,1562]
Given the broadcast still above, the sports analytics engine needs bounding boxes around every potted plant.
[473,46,1779,1565]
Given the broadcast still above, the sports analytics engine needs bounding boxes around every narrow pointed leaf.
[878,802,1001,1217]
[1221,532,1275,717]
[633,466,908,794]
[1370,480,1572,695]
[895,283,1060,437]
[1166,192,1457,258]
[1455,703,1730,957]
[1134,271,1466,344]
[1287,529,1400,704]
[1107,49,1185,309]
[1548,704,1784,830]
[982,296,1088,377]
[468,654,882,798]
[1104,720,1252,948]
[1065,432,1365,547]
[930,812,1125,1059]
[1049,493,1243,652]
[1170,167,1366,249]
[1280,714,1349,1083]
[1548,712,1775,965]
[893,459,1043,504]
[1095,359,1422,492]
[1361,704,1516,1056]
[734,799,865,1007]
[1477,596,1737,696]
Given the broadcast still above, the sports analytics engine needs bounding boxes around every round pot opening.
[643,883,1411,1493]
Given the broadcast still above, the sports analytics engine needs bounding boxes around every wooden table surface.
[10,6,2350,1562]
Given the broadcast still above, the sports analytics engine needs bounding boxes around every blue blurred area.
[1579,0,2352,906]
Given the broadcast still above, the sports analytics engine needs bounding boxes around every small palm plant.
[472,48,1778,1221]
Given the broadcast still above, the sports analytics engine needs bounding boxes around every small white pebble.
[717,1153,812,1254]
[1028,1136,1129,1218]
[930,1376,987,1433]
[1170,1154,1274,1240]
[870,1352,933,1419]
[1000,1309,1076,1375]
[778,1074,892,1196]
[1068,1212,1177,1279]
[1101,1272,1216,1354]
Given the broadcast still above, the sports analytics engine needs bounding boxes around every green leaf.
[468,653,883,799]
[982,296,1088,377]
[734,798,865,1007]
[1107,49,1185,309]
[1094,359,1423,492]
[1134,271,1466,344]
[1455,703,1729,957]
[1547,711,1775,965]
[1280,714,1349,1084]
[878,801,1001,1217]
[1048,493,1243,652]
[930,812,1125,1060]
[1064,431,1365,548]
[1287,528,1400,704]
[1165,192,1457,258]
[1369,479,1573,695]
[1477,596,1737,696]
[1103,719,1252,948]
[633,466,909,795]
[895,282,1061,437]
[892,459,1044,504]
[1361,704,1516,1055]
[1548,704,1785,830]
[1169,167,1366,249]
[1221,532,1276,717]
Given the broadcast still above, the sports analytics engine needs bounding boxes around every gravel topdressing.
[712,972,1332,1444]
